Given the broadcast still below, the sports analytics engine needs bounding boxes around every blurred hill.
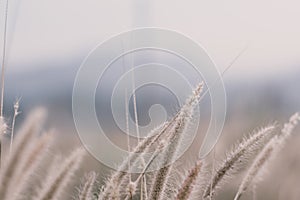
[3,59,300,134]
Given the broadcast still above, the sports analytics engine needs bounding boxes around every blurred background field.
[0,0,300,199]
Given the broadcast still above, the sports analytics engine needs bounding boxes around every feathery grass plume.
[10,132,54,200]
[77,171,97,200]
[120,136,171,200]
[101,84,204,200]
[119,132,172,199]
[149,83,203,200]
[99,123,169,200]
[0,108,46,200]
[119,132,180,200]
[279,113,300,141]
[148,116,187,200]
[175,160,202,200]
[234,136,279,200]
[125,181,138,200]
[221,113,299,200]
[233,113,299,200]
[203,125,276,199]
[188,159,213,199]
[19,132,53,174]
[18,154,63,200]
[34,148,85,200]
[100,118,183,199]
[10,98,21,154]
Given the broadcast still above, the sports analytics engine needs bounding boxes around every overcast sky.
[0,0,299,79]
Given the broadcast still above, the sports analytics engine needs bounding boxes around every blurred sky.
[0,0,299,79]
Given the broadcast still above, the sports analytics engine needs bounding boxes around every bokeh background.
[0,1,299,199]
